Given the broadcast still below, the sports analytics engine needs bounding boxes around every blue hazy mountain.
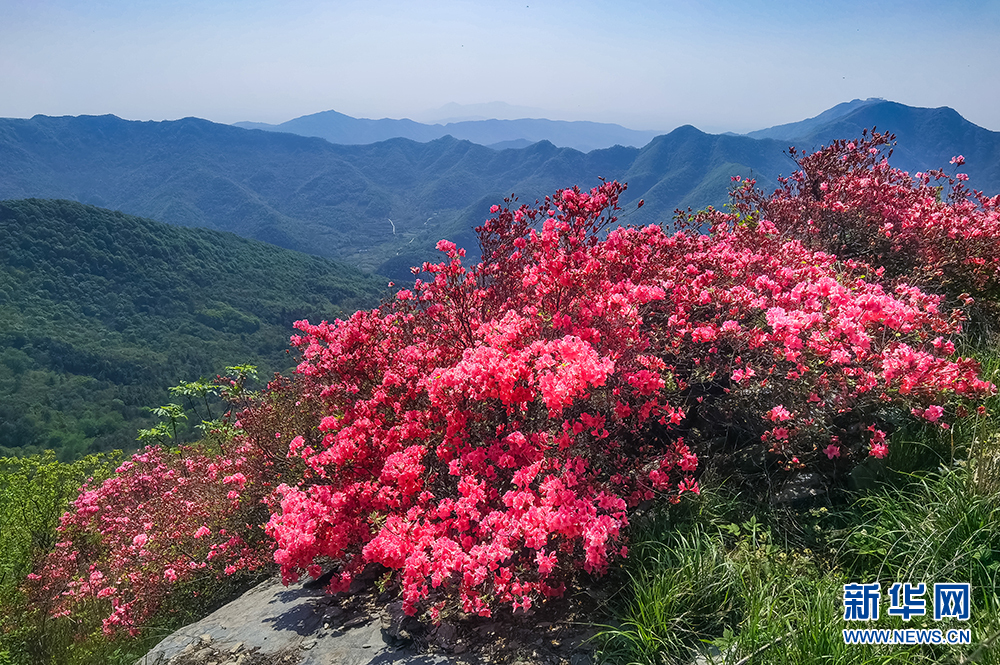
[751,99,1000,187]
[234,109,663,152]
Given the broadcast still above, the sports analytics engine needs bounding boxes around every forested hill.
[0,199,385,459]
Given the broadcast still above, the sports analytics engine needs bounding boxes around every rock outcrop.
[136,573,600,665]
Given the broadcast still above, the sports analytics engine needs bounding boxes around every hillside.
[0,199,385,458]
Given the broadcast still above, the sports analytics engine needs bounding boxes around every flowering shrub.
[651,206,989,465]
[24,371,309,635]
[25,444,266,634]
[29,140,998,631]
[728,130,1000,305]
[265,177,993,618]
[267,182,695,617]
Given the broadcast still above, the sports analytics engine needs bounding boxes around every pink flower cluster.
[267,184,697,616]
[26,436,275,634]
[753,131,1000,302]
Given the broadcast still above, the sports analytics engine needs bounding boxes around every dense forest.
[0,198,385,458]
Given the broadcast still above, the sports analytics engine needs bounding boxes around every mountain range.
[2,100,998,282]
[234,109,663,153]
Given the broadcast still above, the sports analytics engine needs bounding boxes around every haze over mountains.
[2,99,999,283]
[412,101,549,124]
[234,109,663,153]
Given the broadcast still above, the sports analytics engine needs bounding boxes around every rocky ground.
[136,569,605,665]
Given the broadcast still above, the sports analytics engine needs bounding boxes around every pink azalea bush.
[25,444,266,634]
[24,373,309,635]
[265,177,992,618]
[730,130,1000,304]
[27,139,997,632]
[267,182,697,617]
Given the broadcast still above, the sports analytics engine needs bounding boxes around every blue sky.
[2,0,998,133]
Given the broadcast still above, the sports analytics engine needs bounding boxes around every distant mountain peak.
[747,98,886,141]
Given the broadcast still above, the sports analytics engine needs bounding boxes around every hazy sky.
[2,0,999,134]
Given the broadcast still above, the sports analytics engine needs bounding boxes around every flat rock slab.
[136,577,451,665]
[137,572,600,665]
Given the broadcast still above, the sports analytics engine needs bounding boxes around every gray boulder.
[136,576,449,665]
[136,574,599,665]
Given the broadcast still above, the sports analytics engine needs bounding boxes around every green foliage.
[135,404,187,445]
[0,199,384,458]
[0,451,120,596]
[0,451,123,664]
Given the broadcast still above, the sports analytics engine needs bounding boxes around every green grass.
[596,458,1000,665]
